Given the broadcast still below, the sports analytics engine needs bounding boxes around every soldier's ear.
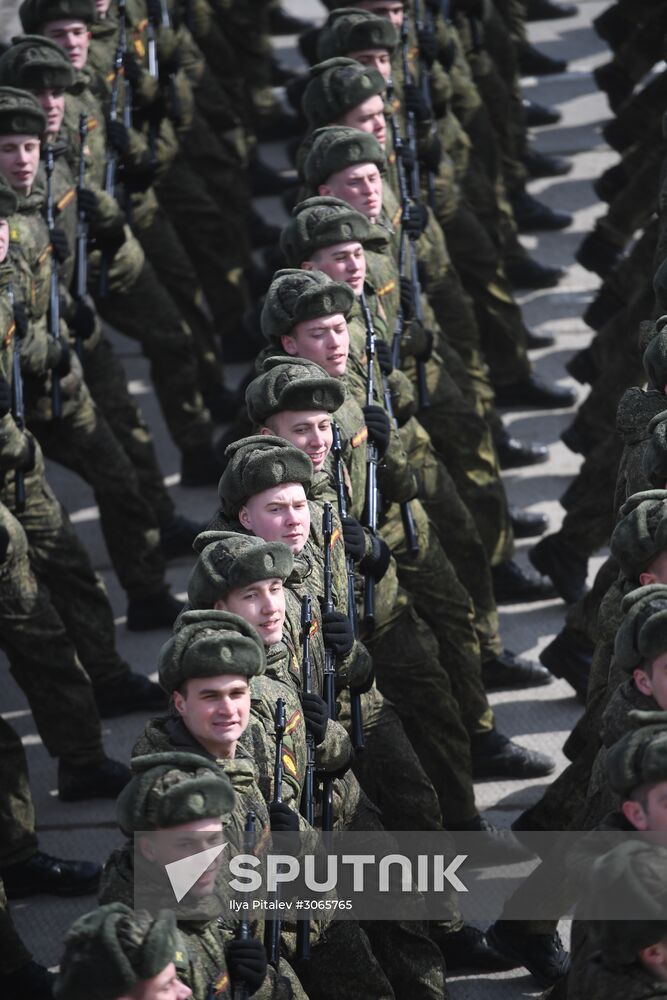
[621,798,649,831]
[301,260,316,272]
[281,335,299,357]
[633,667,655,698]
[238,505,252,531]
[318,184,333,197]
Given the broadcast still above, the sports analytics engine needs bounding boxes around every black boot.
[495,430,548,469]
[268,5,314,34]
[450,814,534,863]
[248,158,298,195]
[58,757,131,802]
[492,560,556,603]
[126,592,184,631]
[576,228,622,278]
[583,286,625,330]
[471,730,555,780]
[566,347,600,385]
[202,386,242,424]
[522,146,571,177]
[560,420,597,456]
[160,515,205,560]
[433,924,519,972]
[529,533,588,603]
[482,650,552,690]
[1,961,55,1000]
[487,922,570,987]
[506,255,564,290]
[593,162,627,201]
[1,851,101,899]
[526,328,556,349]
[509,507,548,538]
[511,190,572,231]
[594,61,634,112]
[522,99,561,127]
[494,374,576,410]
[539,630,593,700]
[95,671,169,718]
[526,0,577,20]
[518,42,567,76]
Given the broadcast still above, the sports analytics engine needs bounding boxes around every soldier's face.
[282,313,350,378]
[304,242,367,295]
[131,963,192,1000]
[355,0,404,29]
[0,135,40,194]
[215,579,286,647]
[138,819,225,898]
[173,675,251,757]
[319,163,383,223]
[263,410,333,471]
[95,0,112,16]
[634,651,667,711]
[0,221,9,265]
[349,49,393,82]
[624,782,667,834]
[35,89,65,137]
[239,483,311,554]
[42,19,91,71]
[338,95,387,148]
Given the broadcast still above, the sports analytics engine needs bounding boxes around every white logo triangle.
[165,842,227,903]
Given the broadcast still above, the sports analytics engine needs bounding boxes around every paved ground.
[1,1,621,994]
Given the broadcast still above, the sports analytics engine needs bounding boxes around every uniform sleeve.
[314,718,353,774]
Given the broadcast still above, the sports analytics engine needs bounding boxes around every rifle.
[387,83,430,410]
[321,504,336,832]
[413,0,437,210]
[298,594,314,960]
[100,0,128,296]
[264,698,285,968]
[146,0,170,162]
[361,296,378,631]
[7,283,25,512]
[232,812,256,1000]
[44,146,62,419]
[331,423,364,753]
[359,293,419,559]
[73,113,88,359]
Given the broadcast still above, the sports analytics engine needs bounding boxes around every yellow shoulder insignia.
[134,38,146,58]
[391,206,402,227]
[212,972,230,996]
[136,18,149,31]
[284,709,302,736]
[309,619,319,638]
[351,426,369,448]
[57,188,75,212]
[10,227,19,241]
[282,748,298,778]
[330,527,341,549]
[3,321,15,349]
[37,246,51,266]
[106,71,115,83]
[88,117,98,131]
[388,152,397,166]
[377,279,396,298]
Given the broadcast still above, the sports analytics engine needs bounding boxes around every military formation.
[1,0,666,997]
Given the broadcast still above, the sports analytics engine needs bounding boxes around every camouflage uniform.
[0,878,30,976]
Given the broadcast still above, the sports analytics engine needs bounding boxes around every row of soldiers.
[0,0,636,998]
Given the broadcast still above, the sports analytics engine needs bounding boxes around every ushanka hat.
[187,531,294,609]
[157,609,266,693]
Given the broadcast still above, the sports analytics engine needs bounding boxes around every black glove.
[417,259,430,291]
[417,26,438,67]
[420,133,442,173]
[351,662,375,696]
[397,143,416,172]
[69,297,97,341]
[322,609,354,658]
[122,160,157,194]
[399,275,414,320]
[362,403,390,457]
[270,801,299,833]
[0,375,11,418]
[226,939,268,996]
[106,119,129,155]
[0,523,9,564]
[360,535,391,582]
[13,300,29,338]
[404,202,428,240]
[403,82,430,122]
[49,227,69,264]
[122,49,143,88]
[302,691,329,745]
[341,515,365,563]
[52,339,71,378]
[77,187,100,225]
[375,338,394,376]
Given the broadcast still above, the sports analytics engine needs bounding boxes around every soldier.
[55,904,193,1000]
[0,84,182,628]
[99,751,277,999]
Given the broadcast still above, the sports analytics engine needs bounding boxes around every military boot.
[529,534,588,604]
[58,757,131,802]
[0,961,55,1000]
[486,923,570,987]
[1,851,101,899]
[94,671,169,717]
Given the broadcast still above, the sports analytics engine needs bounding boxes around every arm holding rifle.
[226,813,268,1000]
[0,287,35,499]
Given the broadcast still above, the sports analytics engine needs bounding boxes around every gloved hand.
[403,82,430,122]
[375,338,394,375]
[397,143,416,171]
[122,160,157,194]
[69,297,97,341]
[226,938,268,996]
[417,259,430,291]
[403,202,428,240]
[360,535,391,582]
[362,403,390,457]
[122,49,143,88]
[399,275,414,320]
[106,119,129,155]
[322,609,354,658]
[420,133,442,173]
[0,523,9,564]
[77,187,100,225]
[351,662,375,695]
[49,227,69,263]
[52,339,71,378]
[341,515,365,562]
[13,300,29,338]
[407,320,434,362]
[302,691,329,745]
[269,801,299,833]
[417,26,438,67]
[0,375,11,418]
